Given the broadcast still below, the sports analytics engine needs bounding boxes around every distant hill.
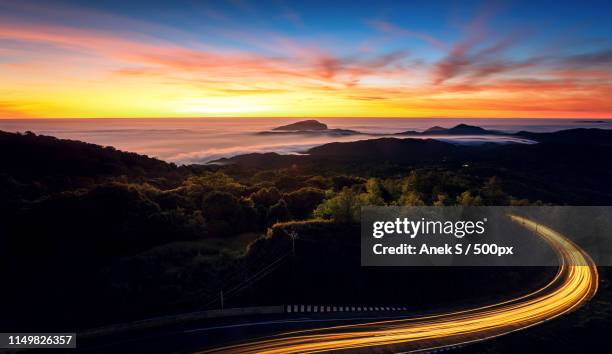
[398,124,503,136]
[395,124,612,146]
[257,128,361,136]
[264,122,529,138]
[435,124,500,135]
[307,138,459,162]
[574,120,611,124]
[215,127,612,172]
[514,128,612,146]
[423,126,446,133]
[262,122,612,143]
[214,137,469,167]
[210,152,297,168]
[272,119,328,131]
[260,119,362,136]
[219,127,612,166]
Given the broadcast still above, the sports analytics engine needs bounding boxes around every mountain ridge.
[214,126,612,167]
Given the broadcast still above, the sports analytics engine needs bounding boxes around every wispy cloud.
[278,0,303,27]
[0,0,610,118]
[431,11,533,85]
[561,49,612,67]
[367,20,446,49]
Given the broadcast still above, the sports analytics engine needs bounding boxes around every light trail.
[204,215,598,353]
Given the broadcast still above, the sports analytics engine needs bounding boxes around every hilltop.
[259,119,361,136]
[272,119,328,131]
[397,124,503,136]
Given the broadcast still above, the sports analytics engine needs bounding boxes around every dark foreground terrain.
[1,126,612,353]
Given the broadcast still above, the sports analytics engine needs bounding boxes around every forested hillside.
[1,129,609,331]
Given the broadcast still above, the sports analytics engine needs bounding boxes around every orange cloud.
[0,10,611,118]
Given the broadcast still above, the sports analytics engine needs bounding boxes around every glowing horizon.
[1,0,611,119]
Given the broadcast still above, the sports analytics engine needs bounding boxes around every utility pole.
[285,230,299,303]
[287,230,298,257]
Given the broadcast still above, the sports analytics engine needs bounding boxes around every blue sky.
[0,0,610,118]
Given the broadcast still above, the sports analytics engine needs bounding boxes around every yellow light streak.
[204,215,598,353]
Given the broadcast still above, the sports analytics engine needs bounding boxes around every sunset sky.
[1,0,611,118]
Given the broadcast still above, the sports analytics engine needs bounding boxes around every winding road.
[204,215,599,353]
